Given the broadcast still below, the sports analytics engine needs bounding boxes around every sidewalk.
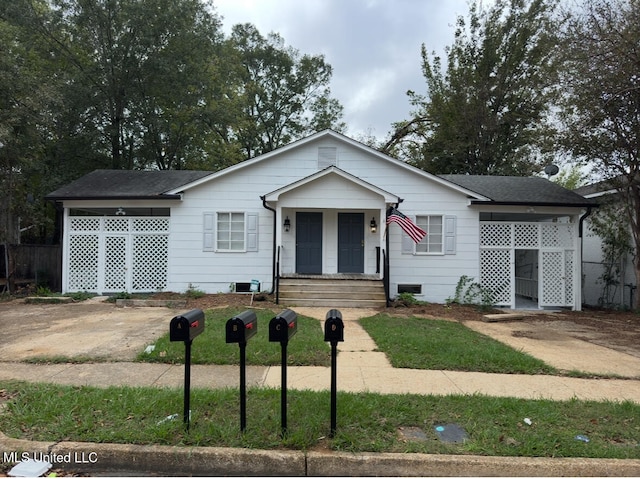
[1,307,639,403]
[2,306,640,476]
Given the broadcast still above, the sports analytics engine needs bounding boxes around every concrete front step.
[278,277,386,308]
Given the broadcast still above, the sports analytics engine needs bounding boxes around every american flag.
[386,207,427,244]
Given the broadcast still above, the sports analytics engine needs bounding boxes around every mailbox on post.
[225,310,258,432]
[170,309,205,342]
[324,308,344,437]
[269,308,297,343]
[269,309,298,435]
[225,310,258,344]
[168,308,205,430]
[324,309,344,343]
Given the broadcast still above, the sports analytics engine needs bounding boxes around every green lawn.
[0,381,638,458]
[360,313,556,374]
[139,307,331,366]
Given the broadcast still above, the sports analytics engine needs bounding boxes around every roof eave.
[469,200,598,208]
[46,194,182,201]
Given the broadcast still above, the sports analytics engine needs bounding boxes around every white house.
[575,178,636,309]
[47,130,595,309]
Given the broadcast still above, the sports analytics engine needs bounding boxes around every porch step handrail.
[383,248,390,307]
[275,245,281,304]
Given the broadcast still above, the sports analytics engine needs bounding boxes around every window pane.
[217,212,245,250]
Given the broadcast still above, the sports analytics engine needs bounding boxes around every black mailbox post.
[169,309,205,430]
[269,309,298,435]
[324,309,344,436]
[225,310,258,432]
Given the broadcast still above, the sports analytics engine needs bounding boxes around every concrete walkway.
[2,306,640,476]
[1,307,639,403]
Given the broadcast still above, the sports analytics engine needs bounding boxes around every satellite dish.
[544,164,559,178]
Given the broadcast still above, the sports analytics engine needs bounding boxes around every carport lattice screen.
[67,217,169,293]
[480,222,576,307]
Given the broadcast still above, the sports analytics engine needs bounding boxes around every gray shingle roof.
[46,169,212,200]
[439,175,596,206]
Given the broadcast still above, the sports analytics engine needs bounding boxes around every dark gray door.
[338,213,364,273]
[296,212,323,274]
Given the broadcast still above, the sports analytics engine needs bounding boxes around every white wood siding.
[166,137,481,302]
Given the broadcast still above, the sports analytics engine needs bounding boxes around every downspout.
[578,206,593,311]
[261,196,277,294]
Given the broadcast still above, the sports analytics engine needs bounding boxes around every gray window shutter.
[203,212,215,251]
[444,215,456,254]
[246,213,258,252]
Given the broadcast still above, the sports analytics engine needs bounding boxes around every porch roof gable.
[262,166,401,203]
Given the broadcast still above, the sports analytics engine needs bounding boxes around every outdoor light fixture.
[370,217,377,233]
[284,216,291,232]
[115,207,126,216]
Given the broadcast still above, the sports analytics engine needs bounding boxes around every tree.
[45,0,227,170]
[558,0,640,308]
[383,0,560,176]
[229,23,345,158]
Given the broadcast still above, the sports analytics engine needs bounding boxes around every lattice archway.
[479,221,577,309]
[66,216,169,293]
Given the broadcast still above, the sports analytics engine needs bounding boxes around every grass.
[0,380,638,458]
[138,307,331,366]
[360,313,556,374]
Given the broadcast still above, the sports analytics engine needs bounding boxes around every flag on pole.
[386,207,427,244]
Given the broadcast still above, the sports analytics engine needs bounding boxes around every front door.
[338,213,364,273]
[296,212,323,274]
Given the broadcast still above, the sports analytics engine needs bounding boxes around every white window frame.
[415,215,444,255]
[203,211,259,253]
[216,212,246,252]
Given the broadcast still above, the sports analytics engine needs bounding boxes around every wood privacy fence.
[0,244,62,293]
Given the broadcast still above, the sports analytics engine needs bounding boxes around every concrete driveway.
[0,297,180,361]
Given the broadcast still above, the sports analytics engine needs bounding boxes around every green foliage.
[589,198,633,308]
[185,283,205,299]
[447,275,495,310]
[385,0,560,176]
[393,292,422,306]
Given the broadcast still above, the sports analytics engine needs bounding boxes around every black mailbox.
[269,309,297,342]
[324,309,344,342]
[170,309,205,342]
[225,310,258,343]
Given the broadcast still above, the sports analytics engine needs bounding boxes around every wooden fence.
[0,244,61,293]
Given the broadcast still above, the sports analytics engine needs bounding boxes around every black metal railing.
[275,245,281,304]
[382,248,390,307]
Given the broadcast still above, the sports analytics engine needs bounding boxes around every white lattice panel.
[65,216,169,293]
[105,218,129,232]
[514,223,539,248]
[131,234,168,291]
[541,251,564,305]
[70,218,100,232]
[480,249,511,305]
[541,224,574,248]
[68,234,99,291]
[104,236,127,291]
[565,251,575,304]
[133,218,169,232]
[480,223,511,247]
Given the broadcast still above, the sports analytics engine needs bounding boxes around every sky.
[213,0,475,142]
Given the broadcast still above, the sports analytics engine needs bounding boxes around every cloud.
[214,0,471,141]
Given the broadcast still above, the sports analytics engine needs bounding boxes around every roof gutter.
[469,200,597,208]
